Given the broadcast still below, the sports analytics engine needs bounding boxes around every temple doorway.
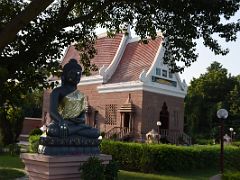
[160,102,169,129]
[123,113,130,128]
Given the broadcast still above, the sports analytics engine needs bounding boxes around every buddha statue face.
[62,59,82,86]
[66,68,81,85]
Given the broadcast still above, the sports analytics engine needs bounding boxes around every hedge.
[223,171,240,180]
[100,140,240,173]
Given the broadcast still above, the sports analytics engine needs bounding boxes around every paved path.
[209,174,222,180]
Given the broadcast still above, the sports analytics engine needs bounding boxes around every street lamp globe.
[217,109,228,119]
[157,121,161,126]
[98,136,103,140]
[229,127,234,132]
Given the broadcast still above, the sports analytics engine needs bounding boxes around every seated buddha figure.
[46,59,99,139]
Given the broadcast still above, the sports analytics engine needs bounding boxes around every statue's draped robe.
[58,90,85,122]
[38,90,100,155]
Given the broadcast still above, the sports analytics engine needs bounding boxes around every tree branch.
[0,0,54,52]
[66,0,115,27]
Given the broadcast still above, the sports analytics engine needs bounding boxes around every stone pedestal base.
[21,153,112,180]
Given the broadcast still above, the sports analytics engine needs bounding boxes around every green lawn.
[0,153,26,179]
[119,169,219,180]
[0,153,228,180]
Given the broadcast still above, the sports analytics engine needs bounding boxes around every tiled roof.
[107,37,162,83]
[61,34,124,75]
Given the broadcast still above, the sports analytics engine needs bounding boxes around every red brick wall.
[142,91,184,136]
[79,84,143,137]
[42,89,51,117]
[21,117,42,135]
[41,84,184,140]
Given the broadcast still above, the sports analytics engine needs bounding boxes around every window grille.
[105,104,117,125]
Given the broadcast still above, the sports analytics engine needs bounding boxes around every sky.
[180,11,240,84]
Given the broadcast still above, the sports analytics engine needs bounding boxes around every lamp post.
[233,132,236,142]
[217,109,228,174]
[157,121,161,144]
[229,128,234,143]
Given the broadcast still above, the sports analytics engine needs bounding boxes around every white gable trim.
[146,39,164,77]
[97,81,186,98]
[78,75,103,86]
[138,38,187,93]
[100,32,129,82]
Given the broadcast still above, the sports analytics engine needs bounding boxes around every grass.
[0,153,26,179]
[118,169,219,180]
[0,152,235,180]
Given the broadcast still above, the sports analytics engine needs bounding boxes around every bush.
[29,128,42,136]
[194,138,214,145]
[0,106,24,145]
[223,171,240,180]
[232,141,240,147]
[101,140,240,173]
[104,160,119,180]
[100,132,106,138]
[8,143,20,155]
[79,156,119,180]
[28,135,40,153]
[79,156,105,180]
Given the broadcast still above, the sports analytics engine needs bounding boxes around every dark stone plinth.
[38,136,100,155]
[39,136,99,146]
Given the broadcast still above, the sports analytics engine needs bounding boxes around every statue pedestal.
[21,153,112,180]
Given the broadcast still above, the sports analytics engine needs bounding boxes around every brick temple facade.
[39,29,189,143]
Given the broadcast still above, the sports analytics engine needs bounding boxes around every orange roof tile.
[61,34,124,75]
[107,38,162,83]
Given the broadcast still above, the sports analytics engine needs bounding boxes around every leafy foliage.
[0,1,240,101]
[101,140,240,173]
[8,143,20,156]
[79,156,119,180]
[21,89,43,118]
[0,1,239,145]
[0,105,24,145]
[79,156,105,180]
[28,135,41,153]
[29,128,43,136]
[104,160,119,180]
[184,62,240,138]
[223,171,240,180]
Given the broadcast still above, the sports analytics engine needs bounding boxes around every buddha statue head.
[61,59,82,85]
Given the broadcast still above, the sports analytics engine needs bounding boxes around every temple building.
[24,29,190,144]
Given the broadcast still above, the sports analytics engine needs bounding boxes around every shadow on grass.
[0,168,25,180]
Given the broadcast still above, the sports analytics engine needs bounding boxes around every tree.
[184,62,237,138]
[0,0,54,52]
[0,1,240,144]
[228,75,240,117]
[0,105,24,145]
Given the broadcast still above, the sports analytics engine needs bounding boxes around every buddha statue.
[38,59,100,155]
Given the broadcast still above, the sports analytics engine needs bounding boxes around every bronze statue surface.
[38,59,100,155]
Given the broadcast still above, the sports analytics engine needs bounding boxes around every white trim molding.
[101,32,130,82]
[97,80,186,98]
[78,75,103,86]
